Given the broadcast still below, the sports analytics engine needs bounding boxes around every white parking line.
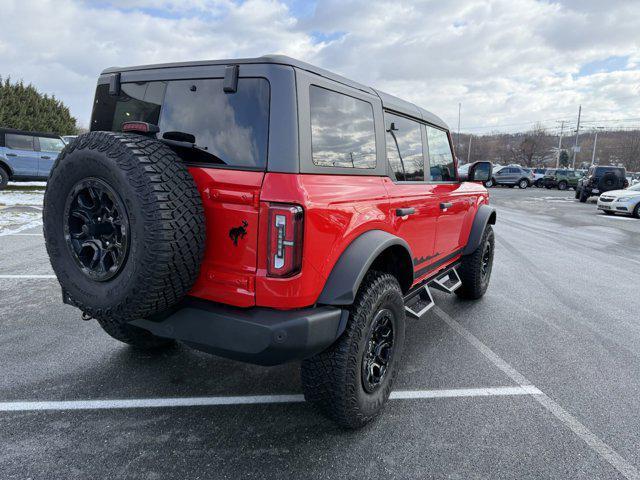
[433,306,640,480]
[0,386,539,412]
[0,275,55,279]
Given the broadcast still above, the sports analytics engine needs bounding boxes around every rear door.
[427,125,472,259]
[4,133,39,177]
[36,136,66,178]
[382,112,438,274]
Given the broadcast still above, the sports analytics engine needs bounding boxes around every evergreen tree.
[0,77,77,134]
[559,149,570,168]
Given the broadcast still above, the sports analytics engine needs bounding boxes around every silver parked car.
[597,183,640,218]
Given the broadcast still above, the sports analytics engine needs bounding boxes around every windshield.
[91,78,270,169]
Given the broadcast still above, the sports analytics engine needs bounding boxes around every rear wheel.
[456,226,495,300]
[0,167,9,190]
[575,189,580,199]
[579,190,589,203]
[301,271,405,429]
[633,203,640,219]
[558,181,568,191]
[484,178,495,188]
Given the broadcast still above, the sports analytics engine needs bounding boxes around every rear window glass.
[5,134,34,151]
[91,78,270,169]
[309,86,376,169]
[384,112,424,181]
[595,167,625,176]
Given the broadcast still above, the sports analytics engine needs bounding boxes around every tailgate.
[188,167,265,307]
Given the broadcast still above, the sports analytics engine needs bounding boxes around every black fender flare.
[317,230,413,306]
[462,204,496,255]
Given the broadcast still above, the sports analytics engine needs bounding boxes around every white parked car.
[597,183,640,218]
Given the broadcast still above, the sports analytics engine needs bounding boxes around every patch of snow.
[0,210,43,235]
[0,190,44,207]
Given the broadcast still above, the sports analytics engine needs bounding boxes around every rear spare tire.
[43,131,205,323]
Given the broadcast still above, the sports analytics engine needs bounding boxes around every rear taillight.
[267,203,304,277]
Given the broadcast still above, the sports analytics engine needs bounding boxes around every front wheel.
[0,167,9,190]
[579,190,589,203]
[634,203,640,219]
[301,271,405,429]
[518,179,529,189]
[558,181,568,191]
[456,226,495,300]
[484,178,494,188]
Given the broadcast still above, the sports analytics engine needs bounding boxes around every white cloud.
[1,0,639,133]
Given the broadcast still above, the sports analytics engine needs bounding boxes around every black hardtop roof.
[102,54,448,130]
[0,127,62,139]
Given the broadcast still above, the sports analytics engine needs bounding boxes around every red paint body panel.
[188,167,264,307]
[188,166,488,310]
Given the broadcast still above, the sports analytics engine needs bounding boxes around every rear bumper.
[129,298,348,366]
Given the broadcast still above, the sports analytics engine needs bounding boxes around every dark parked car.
[0,128,66,189]
[576,165,628,202]
[543,169,582,190]
[492,166,534,188]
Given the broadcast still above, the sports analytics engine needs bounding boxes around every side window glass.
[384,112,424,181]
[426,126,456,181]
[309,85,376,169]
[38,137,66,152]
[5,134,35,151]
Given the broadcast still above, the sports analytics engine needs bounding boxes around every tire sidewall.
[352,280,405,419]
[44,147,148,312]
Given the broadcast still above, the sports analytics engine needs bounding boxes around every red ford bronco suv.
[43,55,495,428]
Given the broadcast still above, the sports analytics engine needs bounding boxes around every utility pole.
[466,135,472,163]
[457,102,461,155]
[571,105,581,169]
[591,127,603,166]
[556,120,565,168]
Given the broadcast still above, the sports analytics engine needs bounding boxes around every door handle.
[41,156,51,160]
[440,202,453,210]
[396,207,416,216]
[6,153,17,157]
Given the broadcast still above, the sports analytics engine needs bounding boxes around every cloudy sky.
[1,0,639,134]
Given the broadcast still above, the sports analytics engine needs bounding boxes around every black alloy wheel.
[63,178,129,282]
[361,308,395,393]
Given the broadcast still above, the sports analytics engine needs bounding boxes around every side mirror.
[468,161,493,182]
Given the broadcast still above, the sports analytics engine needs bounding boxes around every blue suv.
[0,128,66,189]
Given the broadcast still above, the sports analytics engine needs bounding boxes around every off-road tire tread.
[44,131,205,323]
[301,271,404,429]
[456,226,494,300]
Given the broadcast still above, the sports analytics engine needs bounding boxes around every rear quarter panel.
[256,173,391,309]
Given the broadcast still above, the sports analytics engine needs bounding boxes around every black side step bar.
[404,265,462,319]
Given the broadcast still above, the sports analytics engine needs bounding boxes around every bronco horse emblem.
[229,220,248,246]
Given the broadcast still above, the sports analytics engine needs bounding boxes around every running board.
[430,268,462,294]
[404,285,435,319]
[404,266,461,319]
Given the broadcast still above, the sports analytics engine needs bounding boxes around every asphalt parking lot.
[1,185,639,479]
